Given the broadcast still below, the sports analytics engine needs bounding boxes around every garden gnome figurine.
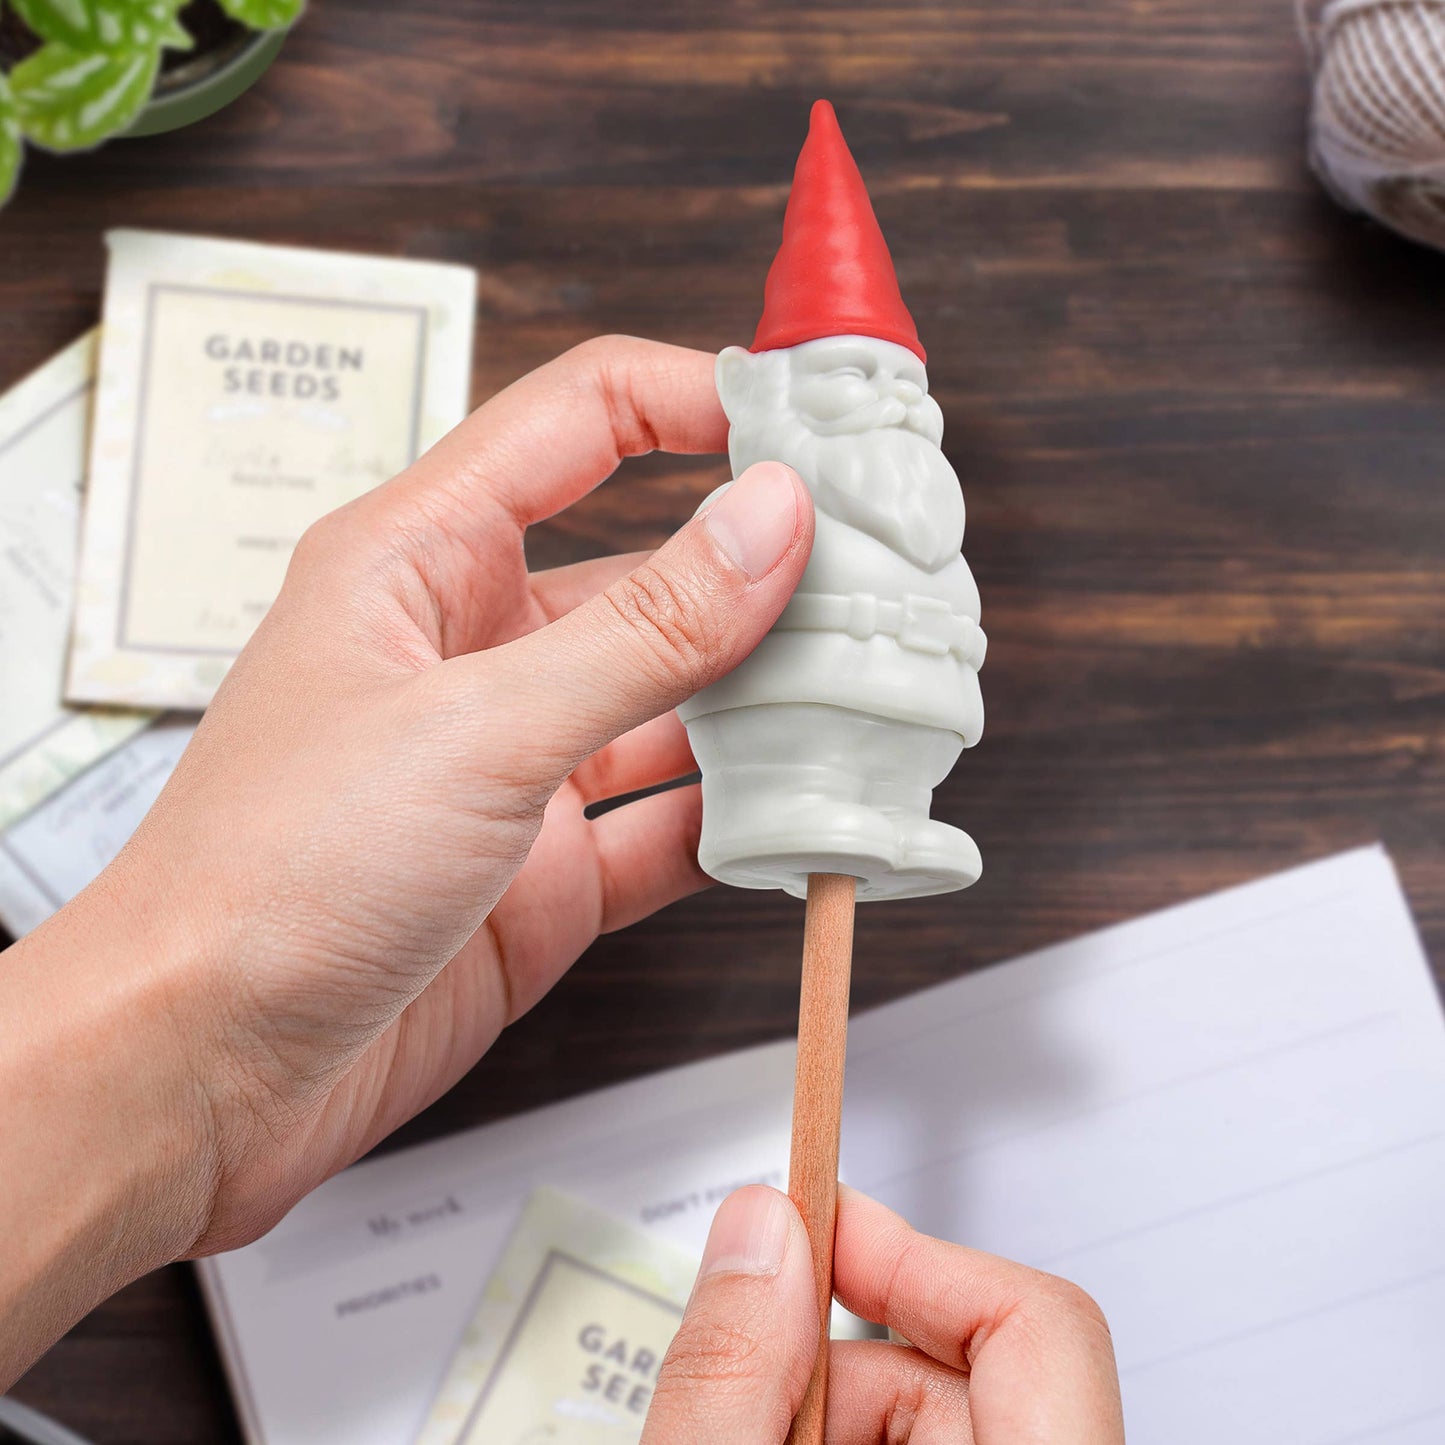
[679,100,986,901]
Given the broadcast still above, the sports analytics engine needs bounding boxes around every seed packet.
[416,1188,699,1445]
[66,230,476,710]
[0,330,153,830]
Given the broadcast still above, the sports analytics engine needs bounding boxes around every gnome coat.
[680,101,985,747]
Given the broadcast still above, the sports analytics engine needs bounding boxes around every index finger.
[387,335,727,537]
[832,1186,1124,1443]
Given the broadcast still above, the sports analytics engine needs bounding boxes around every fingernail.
[700,1186,794,1278]
[703,463,800,580]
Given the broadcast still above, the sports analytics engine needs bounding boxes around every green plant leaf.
[158,16,194,51]
[0,75,23,208]
[215,0,304,31]
[11,0,188,52]
[11,42,161,152]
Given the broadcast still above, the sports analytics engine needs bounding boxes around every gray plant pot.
[125,26,287,138]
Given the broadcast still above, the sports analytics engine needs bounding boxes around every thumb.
[643,1186,818,1444]
[483,461,813,779]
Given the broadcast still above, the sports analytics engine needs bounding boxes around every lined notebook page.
[199,846,1443,1444]
[843,845,1445,1444]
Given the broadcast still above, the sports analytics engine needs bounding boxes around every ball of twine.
[1301,0,1445,249]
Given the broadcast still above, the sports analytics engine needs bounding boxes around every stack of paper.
[199,847,1445,1445]
[0,232,477,936]
[0,717,195,936]
[0,333,152,835]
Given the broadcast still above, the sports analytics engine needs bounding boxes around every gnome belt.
[774,592,987,671]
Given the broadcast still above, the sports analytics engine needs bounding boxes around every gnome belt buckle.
[897,595,954,656]
[775,591,984,665]
[844,593,879,640]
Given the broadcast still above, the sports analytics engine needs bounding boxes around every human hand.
[644,1184,1124,1443]
[1,337,813,1347]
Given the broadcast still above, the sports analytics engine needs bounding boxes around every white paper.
[840,845,1445,1445]
[66,231,477,711]
[0,715,195,936]
[197,846,1445,1445]
[200,1043,795,1445]
[0,332,154,830]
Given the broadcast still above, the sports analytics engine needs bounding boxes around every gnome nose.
[893,378,924,405]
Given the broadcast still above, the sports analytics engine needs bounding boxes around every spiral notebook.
[197,846,1445,1445]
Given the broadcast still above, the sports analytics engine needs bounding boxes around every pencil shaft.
[786,872,857,1445]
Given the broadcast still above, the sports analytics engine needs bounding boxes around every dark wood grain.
[3,2,1443,1439]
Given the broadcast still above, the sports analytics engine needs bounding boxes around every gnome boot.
[685,702,981,899]
[687,704,898,897]
[861,721,981,899]
[696,759,898,899]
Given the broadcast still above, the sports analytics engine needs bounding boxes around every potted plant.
[0,0,303,206]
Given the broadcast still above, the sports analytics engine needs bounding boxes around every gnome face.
[715,99,967,572]
[787,336,941,443]
[718,336,964,572]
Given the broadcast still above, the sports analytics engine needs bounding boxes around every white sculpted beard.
[732,409,966,572]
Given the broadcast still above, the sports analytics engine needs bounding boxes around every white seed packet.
[0,331,154,830]
[0,714,196,937]
[415,1188,699,1445]
[66,230,477,711]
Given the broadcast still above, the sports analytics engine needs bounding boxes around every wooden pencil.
[785,871,858,1445]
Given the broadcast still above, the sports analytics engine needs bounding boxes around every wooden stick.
[785,872,858,1445]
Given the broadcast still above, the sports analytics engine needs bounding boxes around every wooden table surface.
[4,1,1443,1439]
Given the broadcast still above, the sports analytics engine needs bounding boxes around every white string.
[1305,0,1445,248]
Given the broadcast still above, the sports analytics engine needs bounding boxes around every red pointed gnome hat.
[751,100,925,363]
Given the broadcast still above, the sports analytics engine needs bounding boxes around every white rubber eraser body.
[677,335,985,902]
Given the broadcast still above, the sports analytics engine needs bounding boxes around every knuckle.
[1036,1274,1113,1337]
[604,563,716,692]
[563,335,663,456]
[657,1316,767,1391]
[569,333,635,368]
[882,1366,933,1445]
[289,499,376,574]
[879,1231,930,1327]
[289,510,345,571]
[284,502,391,606]
[562,334,636,406]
